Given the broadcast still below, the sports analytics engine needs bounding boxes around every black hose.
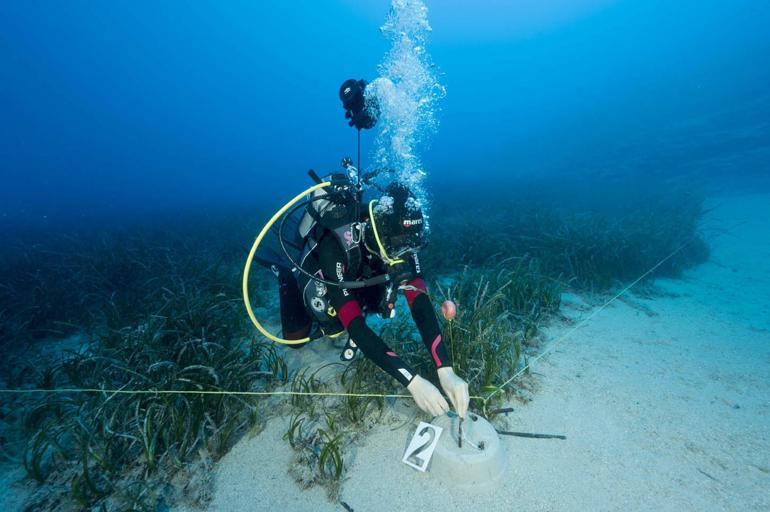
[276,194,389,290]
[496,430,566,440]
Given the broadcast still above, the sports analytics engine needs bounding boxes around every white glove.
[407,375,450,417]
[437,367,470,418]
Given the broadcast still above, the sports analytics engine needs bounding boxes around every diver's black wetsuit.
[278,232,452,386]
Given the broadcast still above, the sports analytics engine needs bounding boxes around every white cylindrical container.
[429,412,506,487]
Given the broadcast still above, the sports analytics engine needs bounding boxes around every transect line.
[484,237,695,403]
[0,387,485,402]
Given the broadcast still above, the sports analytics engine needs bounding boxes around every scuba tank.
[296,170,364,282]
[243,165,421,353]
[291,170,365,347]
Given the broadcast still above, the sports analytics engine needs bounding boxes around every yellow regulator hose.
[242,181,331,345]
[368,199,405,266]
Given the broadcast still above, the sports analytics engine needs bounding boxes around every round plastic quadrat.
[430,412,506,487]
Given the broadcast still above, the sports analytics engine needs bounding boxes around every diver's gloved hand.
[407,375,450,417]
[437,367,470,418]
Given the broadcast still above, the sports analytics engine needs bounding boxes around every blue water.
[2,0,769,228]
[2,4,770,510]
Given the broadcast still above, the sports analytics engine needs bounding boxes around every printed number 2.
[402,422,442,472]
[407,426,435,468]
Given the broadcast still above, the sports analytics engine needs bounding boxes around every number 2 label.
[402,422,443,472]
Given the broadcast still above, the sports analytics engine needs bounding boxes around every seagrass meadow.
[0,182,709,509]
[3,1,769,509]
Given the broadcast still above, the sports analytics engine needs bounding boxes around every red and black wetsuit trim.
[320,236,452,386]
[402,275,451,369]
[275,233,453,386]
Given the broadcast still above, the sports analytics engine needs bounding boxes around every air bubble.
[368,0,443,223]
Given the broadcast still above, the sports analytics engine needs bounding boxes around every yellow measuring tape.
[0,387,487,403]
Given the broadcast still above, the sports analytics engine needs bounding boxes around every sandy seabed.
[4,194,768,512]
[177,193,769,512]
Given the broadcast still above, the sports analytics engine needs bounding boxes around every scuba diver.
[244,79,469,419]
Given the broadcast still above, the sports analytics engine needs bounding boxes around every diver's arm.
[402,253,452,369]
[318,236,417,387]
[342,312,416,386]
[402,255,468,417]
[339,303,450,416]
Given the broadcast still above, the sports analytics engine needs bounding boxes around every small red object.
[441,300,457,321]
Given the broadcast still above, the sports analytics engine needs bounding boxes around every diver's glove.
[437,367,470,418]
[407,375,450,417]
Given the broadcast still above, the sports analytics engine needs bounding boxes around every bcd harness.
[241,168,418,362]
[294,173,416,362]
